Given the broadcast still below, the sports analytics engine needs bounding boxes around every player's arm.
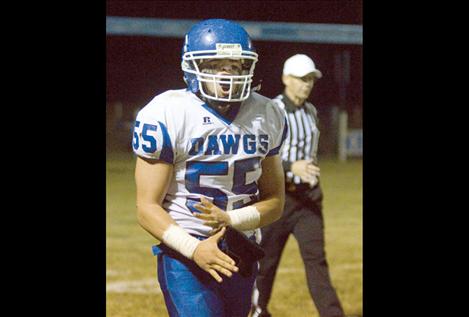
[194,154,285,231]
[135,156,177,239]
[251,154,285,227]
[135,156,238,282]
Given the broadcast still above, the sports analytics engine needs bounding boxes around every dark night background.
[107,1,362,134]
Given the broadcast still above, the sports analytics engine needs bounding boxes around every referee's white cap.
[283,54,322,79]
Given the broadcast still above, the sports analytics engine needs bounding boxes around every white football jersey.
[132,89,287,238]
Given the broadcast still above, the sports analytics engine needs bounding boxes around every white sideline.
[106,278,161,294]
[106,262,361,294]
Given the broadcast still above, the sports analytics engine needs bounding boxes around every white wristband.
[227,205,261,231]
[162,224,201,259]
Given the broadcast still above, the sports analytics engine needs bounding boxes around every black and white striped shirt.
[273,94,320,185]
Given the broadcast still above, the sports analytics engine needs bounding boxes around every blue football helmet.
[181,19,258,102]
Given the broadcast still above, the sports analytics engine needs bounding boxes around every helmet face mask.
[181,19,258,102]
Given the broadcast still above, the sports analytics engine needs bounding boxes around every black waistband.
[286,182,319,193]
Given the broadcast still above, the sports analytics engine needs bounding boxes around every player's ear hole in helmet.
[181,19,258,102]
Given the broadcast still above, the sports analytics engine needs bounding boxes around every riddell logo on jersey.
[203,117,212,125]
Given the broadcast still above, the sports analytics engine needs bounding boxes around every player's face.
[199,59,244,98]
[284,73,317,100]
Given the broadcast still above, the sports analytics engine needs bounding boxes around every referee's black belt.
[285,182,318,193]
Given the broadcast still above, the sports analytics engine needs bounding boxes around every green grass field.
[106,151,362,316]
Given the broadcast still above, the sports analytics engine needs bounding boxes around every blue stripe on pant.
[154,241,258,317]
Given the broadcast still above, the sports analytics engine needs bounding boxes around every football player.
[132,19,287,317]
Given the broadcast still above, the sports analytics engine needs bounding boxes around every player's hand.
[193,197,231,234]
[192,227,239,283]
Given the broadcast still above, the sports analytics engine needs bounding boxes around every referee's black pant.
[253,184,345,317]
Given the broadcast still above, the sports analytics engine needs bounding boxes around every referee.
[251,54,345,317]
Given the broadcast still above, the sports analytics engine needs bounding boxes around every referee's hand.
[193,227,239,283]
[291,159,320,183]
[306,162,320,177]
